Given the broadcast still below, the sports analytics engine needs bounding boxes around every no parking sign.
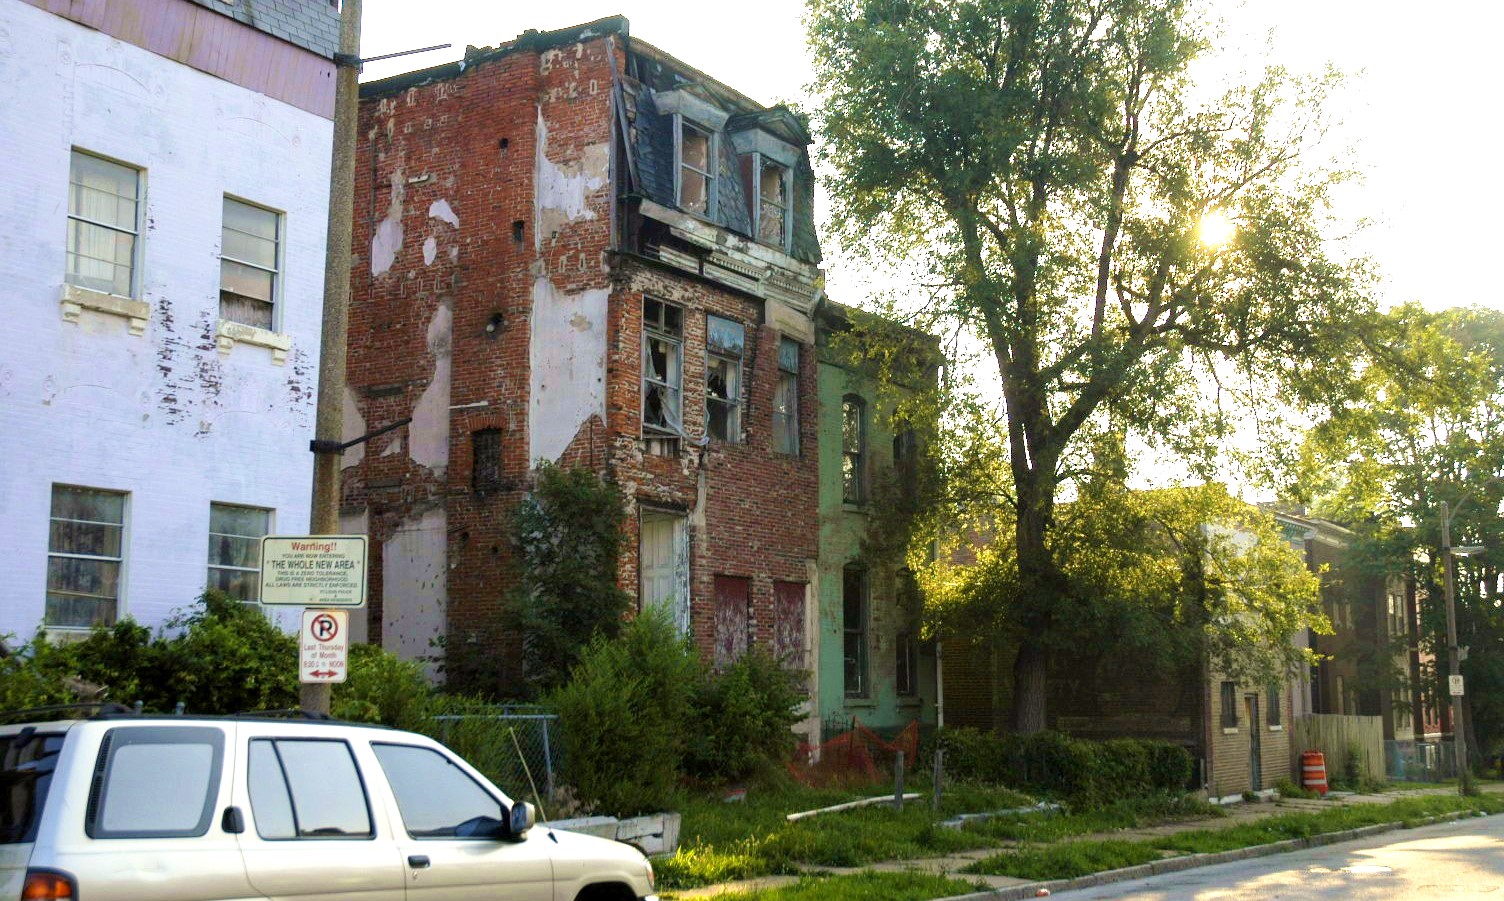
[300,609,349,684]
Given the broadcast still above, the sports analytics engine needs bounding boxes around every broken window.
[472,428,502,493]
[893,413,919,499]
[773,338,799,455]
[713,575,750,669]
[66,150,140,297]
[207,503,271,604]
[640,510,689,635]
[678,119,713,217]
[842,396,867,504]
[706,315,744,443]
[220,197,281,330]
[757,159,789,247]
[642,298,683,438]
[47,485,126,629]
[843,565,869,698]
[896,569,920,697]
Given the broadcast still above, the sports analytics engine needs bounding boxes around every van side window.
[88,727,224,839]
[247,739,373,840]
[1,732,65,844]
[372,743,505,838]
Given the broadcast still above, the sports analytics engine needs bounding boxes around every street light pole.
[1440,501,1468,793]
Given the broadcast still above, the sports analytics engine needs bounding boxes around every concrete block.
[553,815,618,840]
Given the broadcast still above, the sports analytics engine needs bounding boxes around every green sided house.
[814,301,940,739]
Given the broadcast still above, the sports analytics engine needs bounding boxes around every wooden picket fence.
[1290,714,1385,782]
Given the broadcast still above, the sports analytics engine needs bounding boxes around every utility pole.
[305,0,362,716]
[1441,501,1469,793]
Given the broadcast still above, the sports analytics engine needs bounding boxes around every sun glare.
[1199,211,1236,247]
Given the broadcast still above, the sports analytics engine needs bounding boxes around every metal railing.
[431,705,558,803]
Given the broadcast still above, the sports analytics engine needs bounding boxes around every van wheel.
[575,882,636,901]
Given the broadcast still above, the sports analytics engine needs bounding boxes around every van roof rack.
[231,708,334,720]
[0,703,137,723]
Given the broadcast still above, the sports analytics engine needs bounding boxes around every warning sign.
[300,609,348,684]
[259,536,368,607]
[1450,674,1465,696]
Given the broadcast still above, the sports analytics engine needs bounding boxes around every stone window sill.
[60,284,149,335]
[844,697,877,708]
[216,318,291,365]
[1222,727,1240,735]
[1269,724,1284,732]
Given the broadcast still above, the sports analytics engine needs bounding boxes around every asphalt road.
[1054,814,1504,899]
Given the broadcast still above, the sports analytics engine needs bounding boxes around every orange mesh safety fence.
[789,718,920,787]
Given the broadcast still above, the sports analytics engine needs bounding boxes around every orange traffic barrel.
[1301,750,1328,795]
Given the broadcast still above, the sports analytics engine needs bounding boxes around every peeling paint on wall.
[341,385,365,470]
[422,235,437,265]
[382,507,447,678]
[533,107,608,247]
[370,169,405,276]
[409,299,451,473]
[428,198,458,228]
[529,277,606,464]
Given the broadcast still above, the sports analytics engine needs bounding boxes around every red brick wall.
[346,33,820,672]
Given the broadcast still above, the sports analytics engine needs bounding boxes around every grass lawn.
[961,796,1222,843]
[667,871,991,901]
[963,840,1162,880]
[657,783,1030,889]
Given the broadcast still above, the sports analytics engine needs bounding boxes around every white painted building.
[0,0,339,641]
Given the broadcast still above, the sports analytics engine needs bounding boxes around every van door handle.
[408,855,431,869]
[221,807,245,834]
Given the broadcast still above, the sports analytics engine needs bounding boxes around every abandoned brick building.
[342,18,826,691]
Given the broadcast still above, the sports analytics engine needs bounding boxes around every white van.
[0,709,657,901]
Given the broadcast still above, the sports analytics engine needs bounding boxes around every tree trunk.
[1013,642,1048,733]
[1010,458,1061,733]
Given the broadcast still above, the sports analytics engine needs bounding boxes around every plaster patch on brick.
[422,235,437,265]
[371,169,406,276]
[529,277,606,464]
[533,107,608,247]
[382,506,447,679]
[409,300,451,474]
[428,198,459,228]
[341,385,365,470]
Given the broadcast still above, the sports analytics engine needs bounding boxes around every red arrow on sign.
[309,670,338,678]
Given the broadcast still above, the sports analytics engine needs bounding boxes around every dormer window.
[678,119,714,217]
[757,159,789,247]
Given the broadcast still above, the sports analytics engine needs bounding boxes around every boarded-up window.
[1266,683,1282,727]
[714,575,750,669]
[472,429,502,493]
[640,512,689,635]
[896,569,920,697]
[1220,681,1238,728]
[772,580,805,667]
[773,339,799,455]
[843,566,868,697]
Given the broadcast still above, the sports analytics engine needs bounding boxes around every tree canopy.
[808,0,1375,729]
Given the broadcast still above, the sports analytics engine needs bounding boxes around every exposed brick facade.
[344,19,822,682]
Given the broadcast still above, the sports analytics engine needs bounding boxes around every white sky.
[360,0,1504,315]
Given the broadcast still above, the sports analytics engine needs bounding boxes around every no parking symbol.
[300,609,349,684]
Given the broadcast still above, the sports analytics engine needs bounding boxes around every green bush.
[333,643,434,729]
[934,728,1192,806]
[550,608,700,815]
[686,651,804,784]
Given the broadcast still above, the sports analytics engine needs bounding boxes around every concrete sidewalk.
[667,784,1502,899]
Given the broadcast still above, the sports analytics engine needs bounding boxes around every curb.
[938,810,1484,901]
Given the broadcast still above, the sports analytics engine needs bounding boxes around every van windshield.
[1,732,65,844]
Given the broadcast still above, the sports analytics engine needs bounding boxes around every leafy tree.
[808,0,1373,730]
[920,480,1324,691]
[1299,305,1504,764]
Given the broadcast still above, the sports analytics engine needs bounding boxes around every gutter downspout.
[935,640,945,730]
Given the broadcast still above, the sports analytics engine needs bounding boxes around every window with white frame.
[207,503,271,603]
[66,151,141,297]
[678,119,714,217]
[757,158,789,247]
[47,485,127,629]
[643,298,684,436]
[220,197,281,330]
[706,316,744,443]
[773,337,799,455]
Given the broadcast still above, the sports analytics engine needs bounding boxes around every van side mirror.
[508,801,534,838]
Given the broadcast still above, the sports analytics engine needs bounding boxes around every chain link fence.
[1385,739,1458,783]
[431,705,558,803]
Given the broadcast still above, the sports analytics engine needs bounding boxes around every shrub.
[550,608,700,815]
[933,728,1192,806]
[686,651,804,784]
[333,643,434,729]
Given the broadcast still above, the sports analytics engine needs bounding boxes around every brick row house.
[0,0,337,641]
[343,18,838,707]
